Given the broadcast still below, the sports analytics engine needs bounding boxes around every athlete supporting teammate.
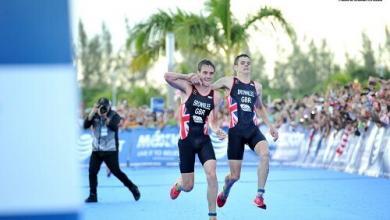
[211,54,279,209]
[164,59,226,220]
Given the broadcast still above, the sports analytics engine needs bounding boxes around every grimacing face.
[234,56,251,75]
[198,64,215,87]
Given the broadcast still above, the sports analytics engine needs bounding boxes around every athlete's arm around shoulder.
[164,72,194,95]
[211,76,234,91]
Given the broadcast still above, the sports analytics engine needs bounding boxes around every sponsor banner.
[78,123,390,178]
[271,124,304,163]
[358,123,379,175]
[381,128,390,177]
[312,132,330,166]
[328,126,355,170]
[302,131,322,165]
[79,125,278,166]
[363,126,387,177]
[322,130,343,166]
[78,126,180,166]
[344,134,366,174]
[129,126,180,165]
[381,128,390,178]
[150,97,165,113]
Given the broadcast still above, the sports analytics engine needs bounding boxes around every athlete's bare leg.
[216,160,242,207]
[203,159,217,220]
[223,160,242,197]
[176,173,194,192]
[252,140,270,209]
[254,140,270,192]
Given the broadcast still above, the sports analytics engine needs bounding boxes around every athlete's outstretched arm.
[164,72,195,94]
[209,91,226,140]
[254,82,279,141]
[211,76,233,91]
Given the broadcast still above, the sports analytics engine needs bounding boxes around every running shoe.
[253,196,266,209]
[129,185,141,201]
[170,183,181,200]
[216,192,227,207]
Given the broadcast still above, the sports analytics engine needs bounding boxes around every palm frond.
[127,9,218,63]
[230,24,248,51]
[127,10,176,52]
[204,0,232,45]
[243,6,296,40]
[174,13,218,55]
[125,2,294,75]
[130,40,165,72]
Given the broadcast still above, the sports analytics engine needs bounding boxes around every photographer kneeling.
[84,97,140,203]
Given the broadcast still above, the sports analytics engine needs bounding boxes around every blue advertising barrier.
[79,126,182,166]
[126,126,180,166]
[79,125,277,167]
[78,126,178,166]
[78,123,389,178]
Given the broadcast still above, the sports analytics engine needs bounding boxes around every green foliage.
[342,32,386,82]
[378,26,390,77]
[250,53,266,83]
[126,0,293,75]
[81,86,111,109]
[361,32,376,77]
[77,6,390,107]
[118,86,164,107]
[273,39,336,97]
[81,85,164,109]
[77,21,113,89]
[322,71,352,91]
[383,67,390,78]
[271,29,390,99]
[261,80,284,100]
[77,20,154,108]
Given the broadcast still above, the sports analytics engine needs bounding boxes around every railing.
[78,122,390,178]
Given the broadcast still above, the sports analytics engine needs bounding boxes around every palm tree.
[126,0,294,75]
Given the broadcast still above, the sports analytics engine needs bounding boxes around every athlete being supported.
[164,59,226,220]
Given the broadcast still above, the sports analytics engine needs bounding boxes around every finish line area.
[81,165,390,220]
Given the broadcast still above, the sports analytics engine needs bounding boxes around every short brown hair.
[234,54,251,65]
[197,59,215,72]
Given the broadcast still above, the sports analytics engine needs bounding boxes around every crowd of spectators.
[269,76,389,137]
[82,76,389,134]
[114,101,177,129]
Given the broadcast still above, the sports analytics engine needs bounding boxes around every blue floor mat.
[81,166,390,220]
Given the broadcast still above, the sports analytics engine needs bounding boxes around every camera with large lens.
[99,105,108,114]
[96,97,110,115]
